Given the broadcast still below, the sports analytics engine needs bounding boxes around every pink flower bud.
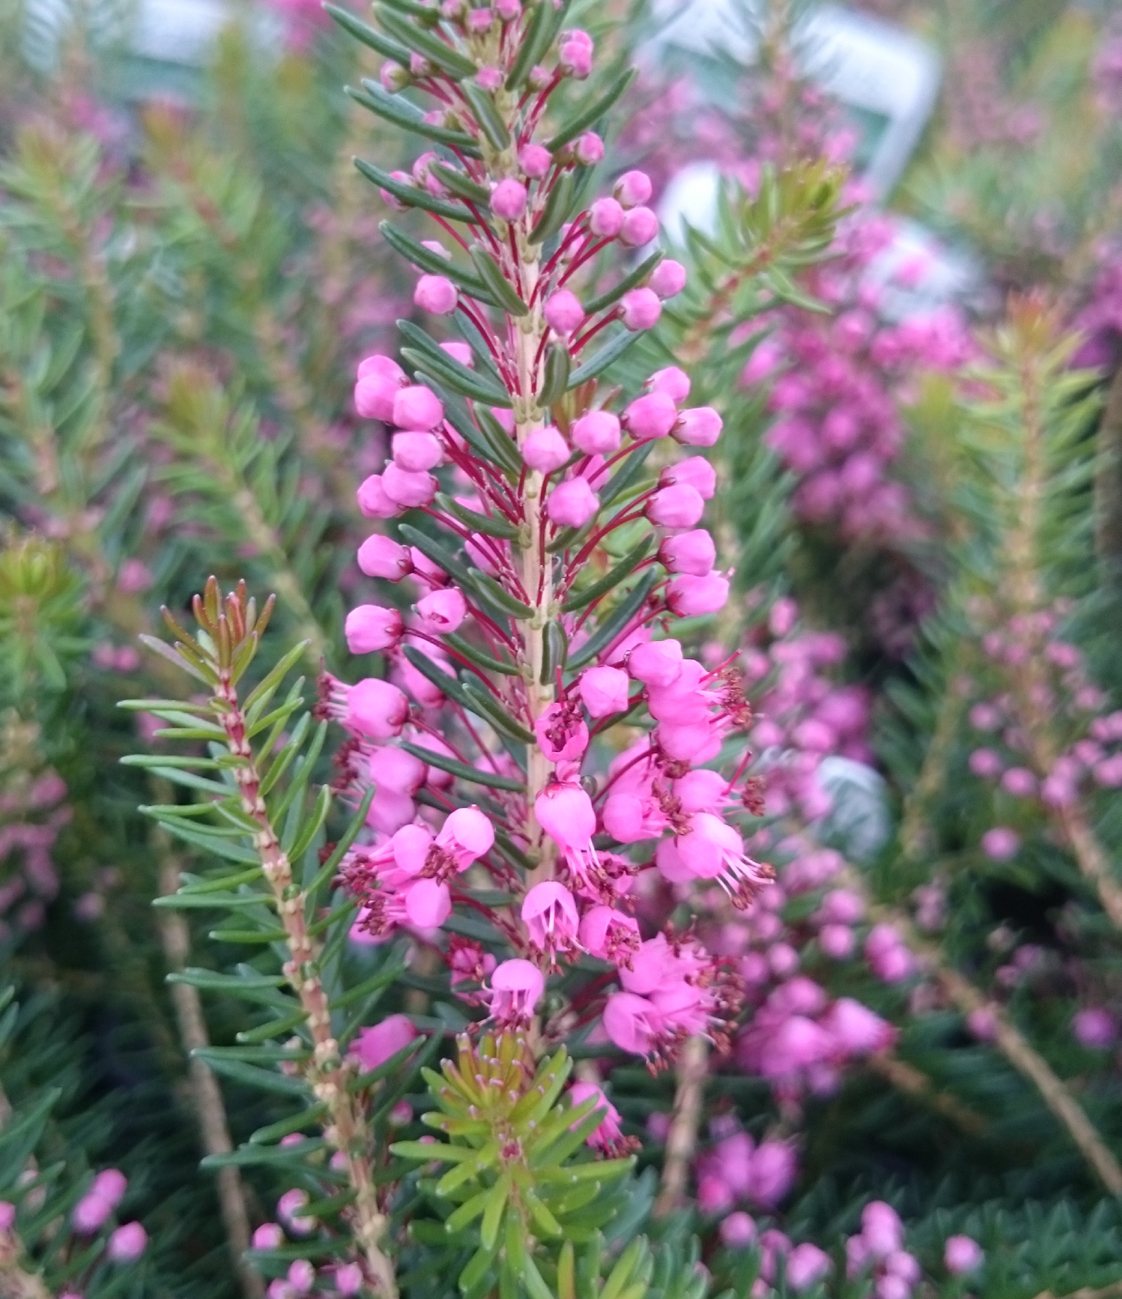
[352,1014,417,1072]
[90,1170,127,1208]
[547,478,599,528]
[287,1260,316,1294]
[661,456,715,499]
[441,339,473,366]
[614,169,652,207]
[277,1189,314,1236]
[571,410,621,455]
[381,463,437,509]
[335,1263,364,1295]
[345,605,404,653]
[73,1192,114,1234]
[628,639,683,687]
[358,534,413,580]
[620,287,662,331]
[416,587,467,633]
[619,205,659,246]
[659,530,715,575]
[404,877,451,929]
[413,274,457,314]
[574,131,604,165]
[252,1222,284,1249]
[625,391,678,440]
[944,1236,984,1275]
[981,826,1019,860]
[347,679,409,739]
[544,290,584,335]
[107,1222,147,1262]
[823,998,895,1056]
[650,259,687,298]
[818,923,854,959]
[559,28,594,77]
[392,385,444,430]
[787,1244,832,1291]
[720,1212,757,1248]
[518,143,551,177]
[674,406,722,447]
[861,1202,904,1258]
[667,572,729,617]
[589,197,625,237]
[1073,1007,1117,1048]
[523,425,571,473]
[647,483,705,528]
[392,431,443,471]
[355,355,405,421]
[356,473,399,519]
[490,958,544,1022]
[579,665,630,717]
[648,366,691,401]
[490,178,528,220]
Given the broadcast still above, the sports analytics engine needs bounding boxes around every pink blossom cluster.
[737,594,873,825]
[0,768,69,940]
[965,603,1122,824]
[1093,20,1122,117]
[0,1171,147,1299]
[318,0,767,1075]
[252,1189,371,1297]
[747,271,971,544]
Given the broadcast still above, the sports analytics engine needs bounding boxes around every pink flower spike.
[490,958,544,1022]
[357,534,413,580]
[107,1222,147,1263]
[614,170,653,207]
[547,478,599,528]
[345,605,404,654]
[620,288,662,331]
[571,410,621,455]
[414,274,457,314]
[579,664,630,717]
[352,1014,417,1072]
[392,431,443,471]
[392,385,444,431]
[523,425,571,473]
[544,290,585,335]
[491,178,528,220]
[667,571,730,617]
[415,587,468,633]
[522,881,580,955]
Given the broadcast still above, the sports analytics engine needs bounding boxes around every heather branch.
[653,1034,709,1217]
[211,665,398,1296]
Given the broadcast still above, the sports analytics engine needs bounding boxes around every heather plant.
[3,2,1122,1298]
